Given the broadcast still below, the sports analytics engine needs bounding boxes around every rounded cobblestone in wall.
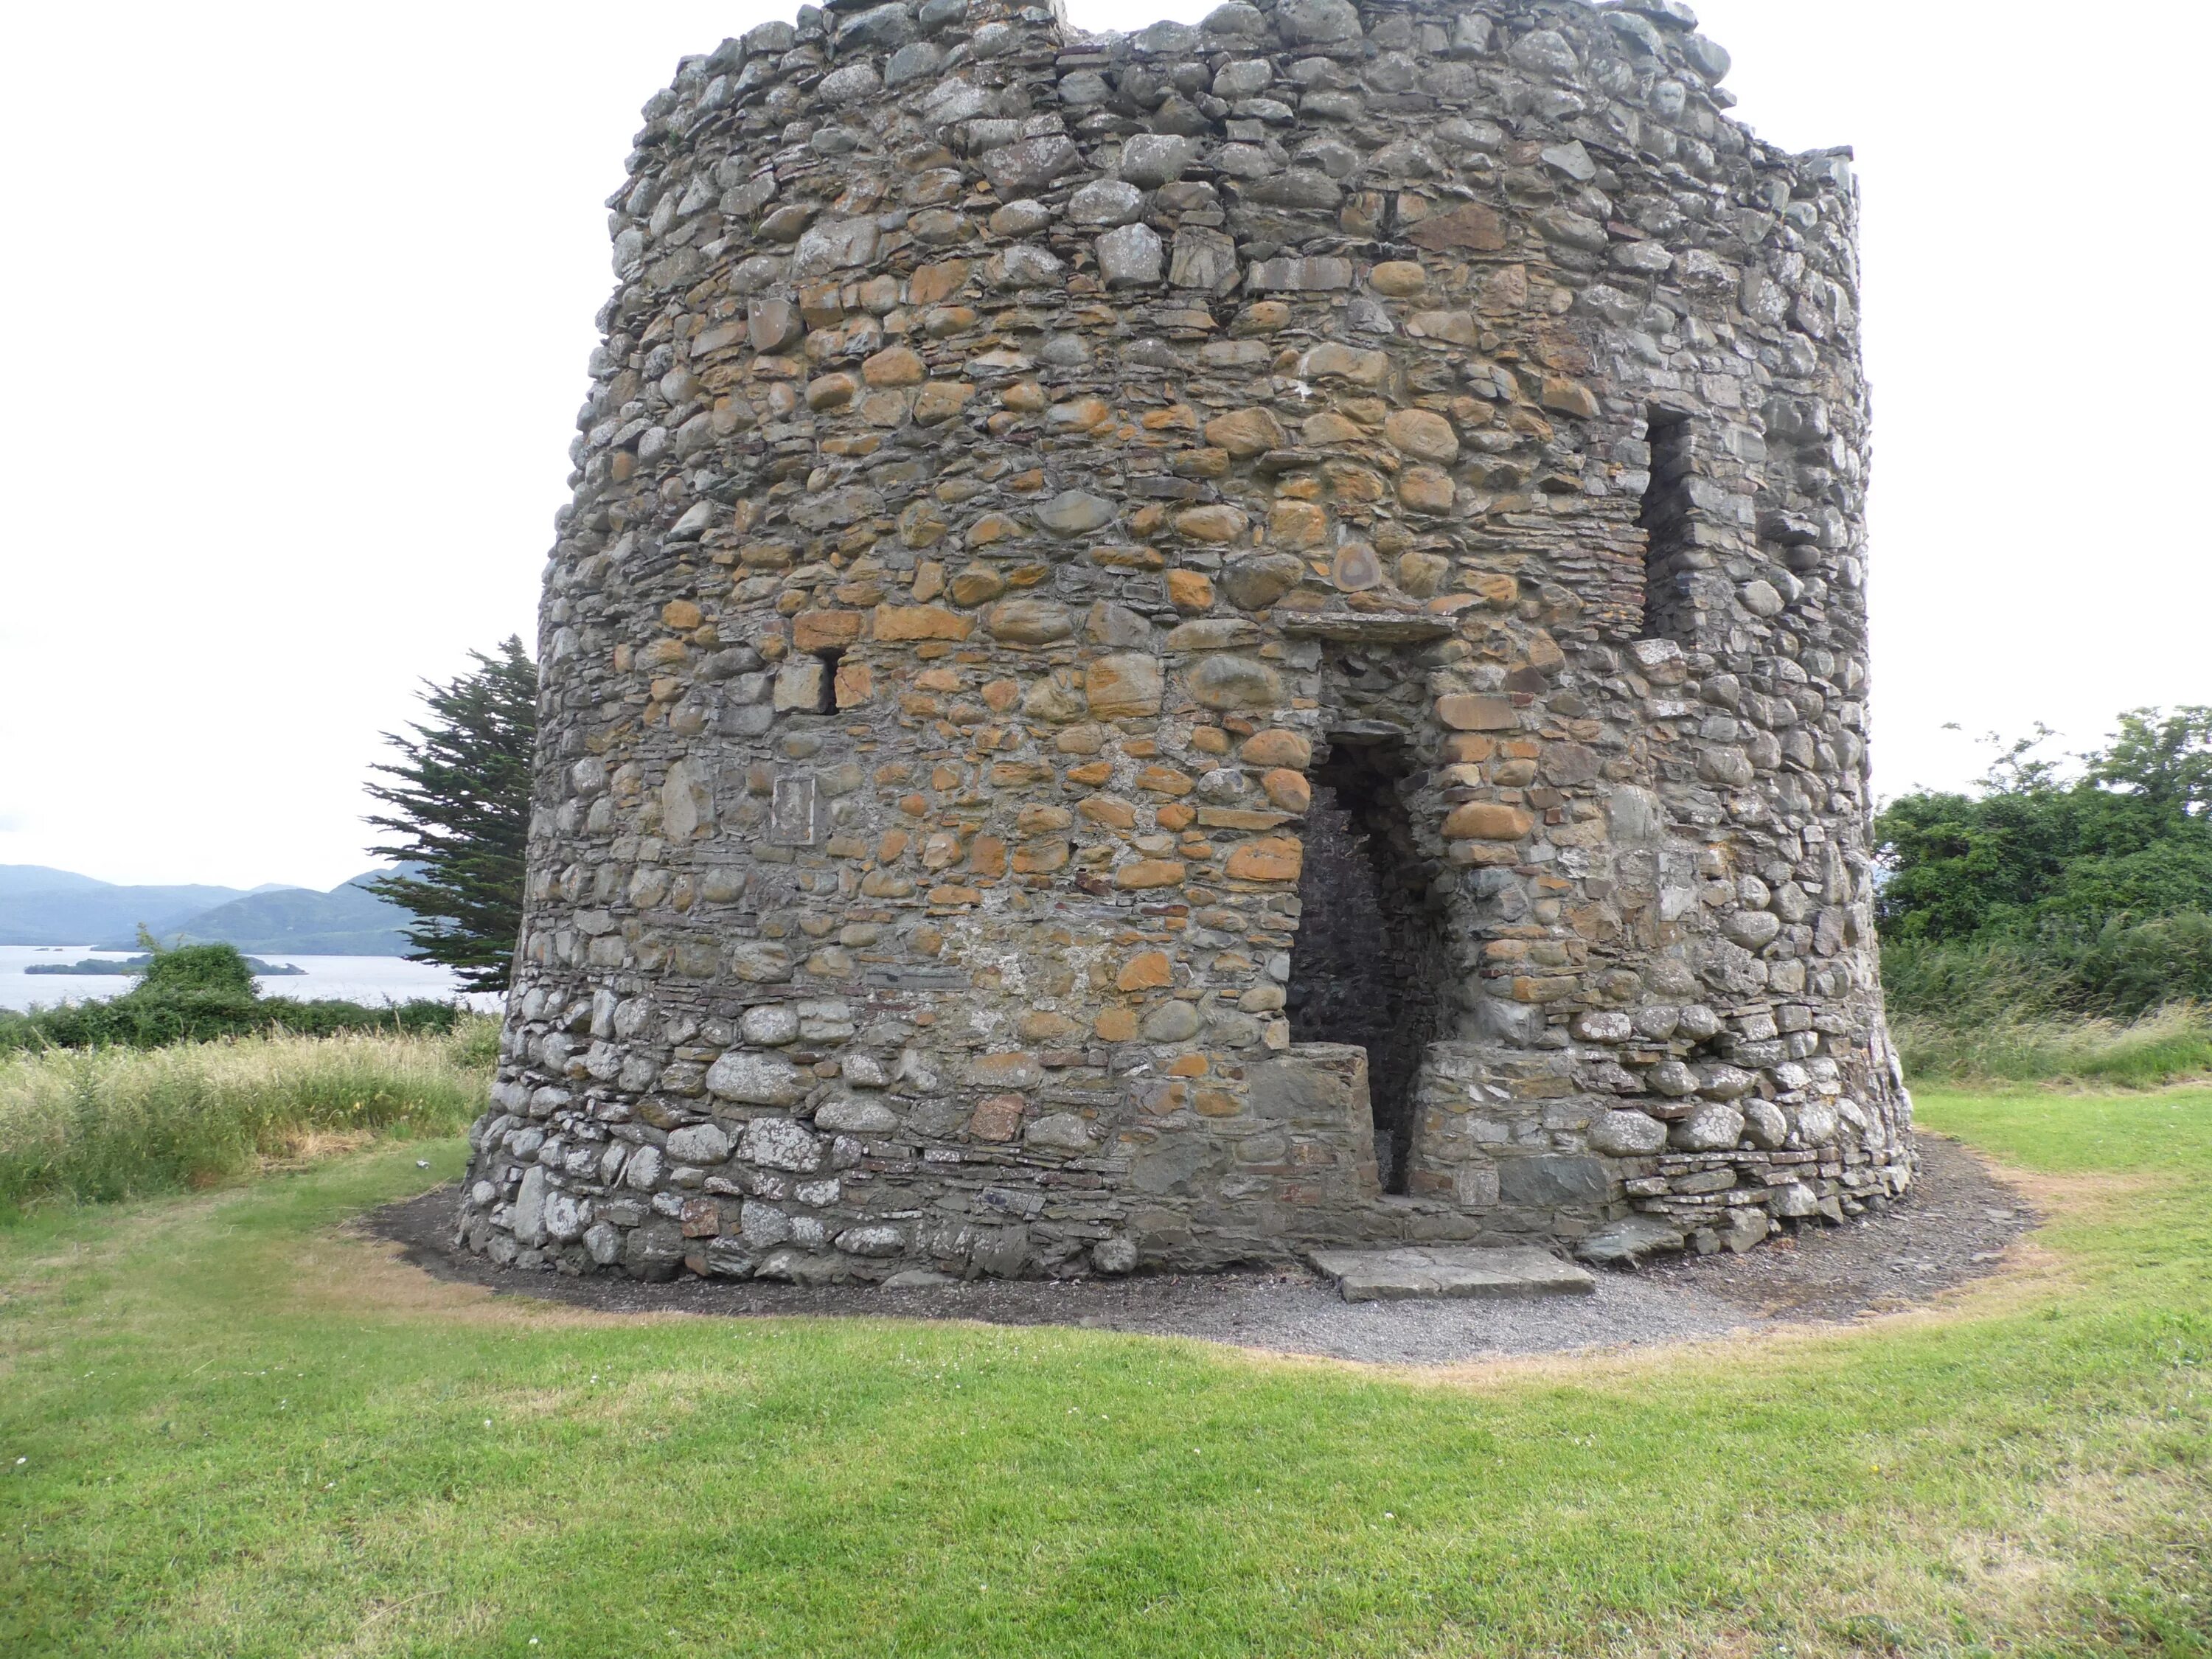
[461,0,1914,1284]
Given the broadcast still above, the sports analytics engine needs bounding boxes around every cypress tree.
[365,637,537,993]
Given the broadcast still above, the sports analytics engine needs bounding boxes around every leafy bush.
[140,944,257,995]
[1879,709,2212,1032]
[0,1018,496,1212]
[1884,914,2212,1026]
[1878,709,2212,945]
[0,941,465,1053]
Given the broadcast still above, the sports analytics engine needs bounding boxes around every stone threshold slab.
[1307,1245,1598,1304]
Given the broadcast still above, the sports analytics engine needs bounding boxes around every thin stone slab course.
[1308,1245,1596,1303]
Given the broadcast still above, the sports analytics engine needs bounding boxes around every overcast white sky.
[3,1,2205,891]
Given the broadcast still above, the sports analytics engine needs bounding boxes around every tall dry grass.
[1893,1002,2212,1089]
[0,1016,497,1213]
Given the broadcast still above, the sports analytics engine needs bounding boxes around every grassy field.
[1,1087,2207,1656]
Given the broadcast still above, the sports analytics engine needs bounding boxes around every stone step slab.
[1308,1245,1598,1303]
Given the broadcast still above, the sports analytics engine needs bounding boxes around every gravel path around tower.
[361,1135,2031,1366]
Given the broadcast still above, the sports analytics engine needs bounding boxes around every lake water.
[0,945,503,1014]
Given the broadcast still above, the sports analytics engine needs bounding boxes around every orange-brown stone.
[1261,769,1312,813]
[1407,202,1506,252]
[1436,694,1517,731]
[874,603,973,641]
[1012,839,1070,874]
[910,260,970,305]
[1114,859,1187,889]
[1443,802,1534,841]
[969,1094,1026,1142]
[1166,569,1214,611]
[1225,836,1304,882]
[1116,951,1174,991]
[793,609,862,651]
[1202,407,1286,459]
[863,345,926,386]
[1136,765,1194,797]
[1174,505,1248,543]
[1240,728,1312,769]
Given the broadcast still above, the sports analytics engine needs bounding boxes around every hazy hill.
[131,872,417,956]
[1,866,424,956]
[0,866,251,947]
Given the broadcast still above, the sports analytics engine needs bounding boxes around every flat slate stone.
[1281,613,1456,644]
[1308,1245,1597,1303]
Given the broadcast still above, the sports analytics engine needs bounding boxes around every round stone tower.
[459,0,1913,1282]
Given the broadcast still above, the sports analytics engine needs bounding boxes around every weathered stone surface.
[1220,554,1306,610]
[791,217,877,275]
[1025,1113,1094,1151]
[1408,204,1506,252]
[816,1098,898,1134]
[740,1117,823,1172]
[1085,653,1164,717]
[1671,1103,1747,1152]
[462,0,1910,1293]
[664,1121,731,1164]
[1435,694,1517,731]
[1070,179,1144,226]
[1443,802,1531,841]
[1587,1109,1669,1156]
[705,1052,809,1106]
[1186,655,1284,710]
[1119,133,1194,187]
[660,759,714,841]
[512,1166,548,1246]
[1310,1245,1595,1302]
[1497,1156,1610,1207]
[1383,408,1458,464]
[1576,1214,1687,1264]
[986,598,1074,644]
[1096,223,1164,287]
[1168,228,1239,293]
[1205,408,1286,458]
[978,134,1079,194]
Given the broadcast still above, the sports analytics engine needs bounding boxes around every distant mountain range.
[0,866,419,956]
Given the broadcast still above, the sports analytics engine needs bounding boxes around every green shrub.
[140,943,257,995]
[1876,709,2212,1037]
[1882,911,2212,1026]
[0,1018,496,1212]
[0,940,468,1053]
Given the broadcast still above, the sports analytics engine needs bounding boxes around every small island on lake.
[25,955,306,978]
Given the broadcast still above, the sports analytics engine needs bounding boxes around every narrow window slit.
[810,647,844,714]
[1640,407,1694,641]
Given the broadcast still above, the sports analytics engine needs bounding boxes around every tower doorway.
[1284,735,1455,1193]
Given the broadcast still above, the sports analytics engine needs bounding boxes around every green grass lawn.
[2,1092,2208,1658]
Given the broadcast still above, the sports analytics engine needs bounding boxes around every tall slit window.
[1639,408,1694,641]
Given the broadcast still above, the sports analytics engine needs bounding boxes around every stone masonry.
[459,0,1914,1284]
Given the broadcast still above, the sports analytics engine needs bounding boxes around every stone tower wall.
[459,0,1913,1283]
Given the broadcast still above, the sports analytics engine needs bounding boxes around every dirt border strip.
[347,1135,2038,1367]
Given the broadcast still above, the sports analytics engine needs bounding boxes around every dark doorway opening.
[1284,737,1455,1194]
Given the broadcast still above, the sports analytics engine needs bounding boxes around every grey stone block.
[1309,1246,1596,1303]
